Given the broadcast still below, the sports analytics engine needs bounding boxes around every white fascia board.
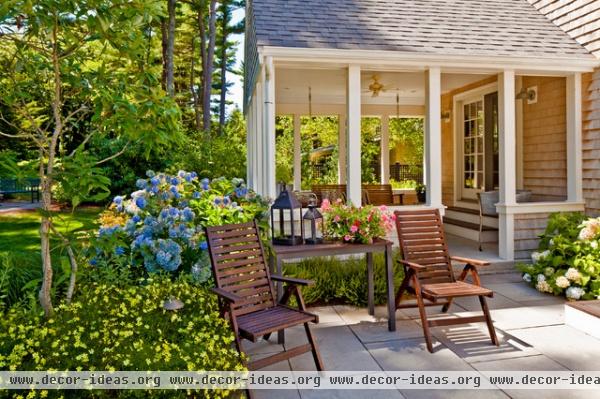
[259,46,600,73]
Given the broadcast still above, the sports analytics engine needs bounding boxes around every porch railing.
[311,163,423,184]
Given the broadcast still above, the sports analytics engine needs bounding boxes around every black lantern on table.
[271,187,304,245]
[303,195,324,245]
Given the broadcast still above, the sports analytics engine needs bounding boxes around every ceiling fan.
[363,74,401,98]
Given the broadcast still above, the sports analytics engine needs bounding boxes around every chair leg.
[478,296,499,346]
[415,291,434,353]
[441,299,453,313]
[304,322,324,371]
[395,271,412,308]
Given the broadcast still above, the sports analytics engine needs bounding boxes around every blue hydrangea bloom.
[115,246,125,256]
[136,179,147,189]
[132,215,141,223]
[201,178,210,185]
[135,196,147,209]
[182,207,195,222]
[171,177,180,185]
[178,170,186,178]
[190,172,198,179]
[235,187,248,197]
[169,185,178,194]
[160,192,170,201]
[223,196,231,206]
[113,196,124,205]
[214,197,222,205]
[199,241,208,251]
[184,174,192,182]
[150,176,160,186]
[150,186,159,194]
[193,191,201,199]
[202,182,209,190]
[146,170,156,178]
[99,226,120,237]
[168,207,180,218]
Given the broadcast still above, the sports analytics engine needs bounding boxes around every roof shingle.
[251,0,594,60]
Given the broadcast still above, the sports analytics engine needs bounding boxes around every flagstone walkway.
[249,272,600,399]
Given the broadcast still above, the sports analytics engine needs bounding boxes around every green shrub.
[517,212,600,300]
[283,254,404,306]
[0,273,244,398]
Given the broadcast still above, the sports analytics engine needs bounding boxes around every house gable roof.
[250,0,594,60]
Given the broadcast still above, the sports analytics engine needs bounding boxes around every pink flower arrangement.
[320,199,396,244]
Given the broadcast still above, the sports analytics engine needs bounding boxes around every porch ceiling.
[276,68,493,107]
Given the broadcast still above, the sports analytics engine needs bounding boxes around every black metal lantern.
[271,187,304,245]
[303,196,324,245]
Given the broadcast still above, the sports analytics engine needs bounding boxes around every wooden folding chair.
[394,209,499,353]
[205,221,324,394]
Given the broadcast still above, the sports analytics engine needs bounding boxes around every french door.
[460,92,499,200]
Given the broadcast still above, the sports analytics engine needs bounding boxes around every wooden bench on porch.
[310,183,403,206]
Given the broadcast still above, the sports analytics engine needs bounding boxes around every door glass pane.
[463,99,485,190]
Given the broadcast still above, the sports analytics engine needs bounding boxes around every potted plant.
[415,183,426,203]
[320,199,395,244]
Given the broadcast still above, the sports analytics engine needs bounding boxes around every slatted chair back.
[394,209,455,285]
[205,221,276,317]
[362,184,394,206]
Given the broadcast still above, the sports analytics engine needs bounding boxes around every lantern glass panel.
[303,204,323,245]
[270,188,304,245]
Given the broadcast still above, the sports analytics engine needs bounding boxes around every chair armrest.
[211,287,243,303]
[450,256,490,267]
[397,259,427,270]
[271,275,314,286]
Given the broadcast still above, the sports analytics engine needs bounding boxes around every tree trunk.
[166,0,176,97]
[198,7,207,124]
[160,19,168,90]
[190,37,202,130]
[218,3,228,134]
[202,0,217,132]
[39,179,54,318]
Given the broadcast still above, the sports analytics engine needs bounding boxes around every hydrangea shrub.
[518,212,600,301]
[90,171,268,281]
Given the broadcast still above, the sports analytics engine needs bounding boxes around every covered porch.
[246,54,589,260]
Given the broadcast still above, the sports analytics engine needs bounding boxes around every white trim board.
[260,47,600,73]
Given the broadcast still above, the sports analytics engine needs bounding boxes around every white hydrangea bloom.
[537,274,546,283]
[565,268,581,283]
[555,276,570,289]
[549,239,554,247]
[591,241,598,249]
[131,190,145,198]
[544,267,555,277]
[125,201,140,215]
[536,280,553,293]
[531,252,541,263]
[566,286,585,300]
[522,273,532,283]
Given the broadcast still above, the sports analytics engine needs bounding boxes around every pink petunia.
[344,234,352,242]
[321,199,331,211]
[350,225,358,233]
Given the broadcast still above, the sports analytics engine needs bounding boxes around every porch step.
[445,207,499,228]
[443,217,498,243]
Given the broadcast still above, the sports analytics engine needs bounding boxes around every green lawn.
[0,208,101,253]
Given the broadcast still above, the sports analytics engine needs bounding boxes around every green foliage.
[517,212,600,300]
[173,110,247,180]
[390,179,417,189]
[0,209,100,308]
[389,118,424,166]
[54,152,111,208]
[283,254,404,306]
[0,273,243,398]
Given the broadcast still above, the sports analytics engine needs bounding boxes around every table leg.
[385,244,396,331]
[276,258,285,345]
[366,252,374,316]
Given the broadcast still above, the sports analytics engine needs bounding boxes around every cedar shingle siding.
[529,0,600,214]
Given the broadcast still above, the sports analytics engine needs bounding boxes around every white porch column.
[347,65,362,206]
[498,70,517,260]
[264,56,276,199]
[380,115,390,184]
[255,80,264,195]
[246,102,254,190]
[567,73,583,203]
[424,68,442,209]
[293,114,302,191]
[338,114,347,184]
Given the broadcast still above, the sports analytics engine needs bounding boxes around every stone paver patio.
[248,271,600,399]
